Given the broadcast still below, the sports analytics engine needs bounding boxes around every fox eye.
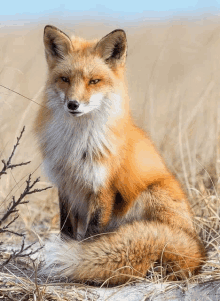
[61,77,70,83]
[89,79,100,85]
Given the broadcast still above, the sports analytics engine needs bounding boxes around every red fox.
[35,25,206,285]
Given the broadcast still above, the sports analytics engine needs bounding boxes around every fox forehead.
[71,35,97,52]
[52,51,112,79]
[50,36,98,73]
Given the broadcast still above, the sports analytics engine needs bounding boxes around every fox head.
[43,25,127,117]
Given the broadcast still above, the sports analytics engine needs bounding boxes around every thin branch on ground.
[0,239,42,269]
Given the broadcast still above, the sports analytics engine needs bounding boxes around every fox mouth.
[69,111,82,115]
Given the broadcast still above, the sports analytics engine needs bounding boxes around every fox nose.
[67,100,79,111]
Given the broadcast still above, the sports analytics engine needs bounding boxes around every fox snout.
[66,100,83,116]
[67,100,80,112]
[64,93,105,117]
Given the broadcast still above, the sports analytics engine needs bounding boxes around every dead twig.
[0,239,42,269]
[0,126,30,178]
[0,174,52,227]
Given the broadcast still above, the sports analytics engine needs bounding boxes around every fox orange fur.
[35,25,206,285]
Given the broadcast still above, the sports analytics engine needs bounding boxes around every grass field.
[1,16,220,300]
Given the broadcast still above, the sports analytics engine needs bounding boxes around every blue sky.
[1,0,220,20]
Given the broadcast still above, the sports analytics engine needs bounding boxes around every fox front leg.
[75,210,91,241]
[59,191,76,239]
[59,191,93,240]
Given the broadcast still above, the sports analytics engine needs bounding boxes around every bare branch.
[0,215,24,238]
[0,126,31,178]
[0,174,52,226]
[7,161,31,170]
[0,125,51,273]
[0,239,43,269]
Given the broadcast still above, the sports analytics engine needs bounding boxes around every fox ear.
[44,25,73,66]
[96,29,127,67]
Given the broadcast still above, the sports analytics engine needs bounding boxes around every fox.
[35,25,206,285]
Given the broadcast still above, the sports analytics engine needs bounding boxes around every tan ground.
[0,16,220,300]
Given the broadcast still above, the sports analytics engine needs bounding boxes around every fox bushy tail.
[44,221,206,285]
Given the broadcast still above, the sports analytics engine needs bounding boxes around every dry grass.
[1,16,220,300]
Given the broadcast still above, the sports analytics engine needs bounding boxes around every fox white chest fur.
[40,98,113,198]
